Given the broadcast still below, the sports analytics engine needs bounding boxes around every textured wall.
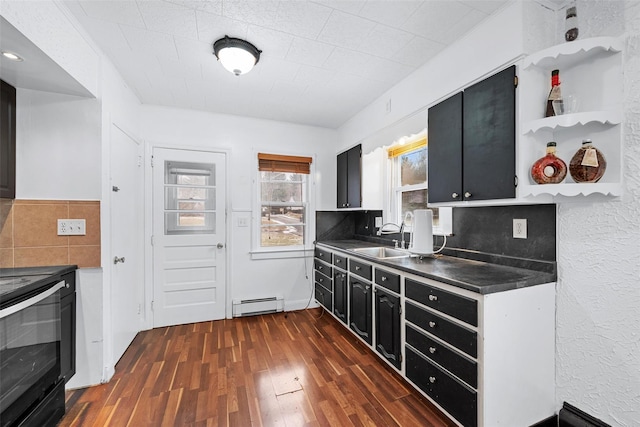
[556,1,640,425]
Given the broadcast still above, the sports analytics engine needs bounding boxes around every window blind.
[387,137,427,158]
[258,153,313,174]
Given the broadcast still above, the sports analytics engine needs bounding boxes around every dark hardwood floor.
[61,308,455,427]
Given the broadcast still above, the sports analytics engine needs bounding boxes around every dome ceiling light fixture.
[213,35,262,76]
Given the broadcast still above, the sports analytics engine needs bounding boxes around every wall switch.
[375,217,383,228]
[237,217,249,227]
[513,219,527,239]
[58,219,86,235]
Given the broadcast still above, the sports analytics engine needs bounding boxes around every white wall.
[337,1,640,425]
[15,89,101,200]
[555,2,639,425]
[141,106,337,314]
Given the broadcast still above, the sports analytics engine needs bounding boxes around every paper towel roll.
[410,209,434,255]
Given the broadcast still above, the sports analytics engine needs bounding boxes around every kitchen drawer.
[349,258,372,281]
[406,346,477,427]
[375,268,400,294]
[314,283,332,311]
[315,270,333,292]
[333,253,347,270]
[406,324,477,388]
[314,259,333,278]
[405,301,477,358]
[405,278,478,326]
[315,248,332,264]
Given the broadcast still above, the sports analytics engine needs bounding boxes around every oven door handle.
[0,281,66,319]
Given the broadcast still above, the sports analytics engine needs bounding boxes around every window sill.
[250,247,314,260]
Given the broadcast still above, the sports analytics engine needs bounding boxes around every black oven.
[0,279,66,427]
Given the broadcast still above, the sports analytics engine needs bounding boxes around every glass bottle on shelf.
[569,139,607,183]
[531,142,567,184]
[545,69,563,117]
[565,3,578,42]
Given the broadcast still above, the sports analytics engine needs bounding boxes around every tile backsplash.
[0,199,101,268]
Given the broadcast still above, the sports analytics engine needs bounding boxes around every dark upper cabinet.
[428,65,516,203]
[0,80,16,199]
[374,287,401,369]
[337,144,361,208]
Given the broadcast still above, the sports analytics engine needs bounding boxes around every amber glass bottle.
[569,139,607,183]
[545,70,563,117]
[531,142,567,184]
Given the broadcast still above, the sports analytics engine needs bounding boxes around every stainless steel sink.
[351,247,410,259]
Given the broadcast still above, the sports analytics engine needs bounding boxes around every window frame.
[252,151,315,259]
[387,134,452,236]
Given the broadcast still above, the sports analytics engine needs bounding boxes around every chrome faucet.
[400,211,414,250]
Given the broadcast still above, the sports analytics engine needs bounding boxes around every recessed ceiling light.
[1,51,24,62]
[213,36,261,76]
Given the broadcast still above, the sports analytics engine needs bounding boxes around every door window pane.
[164,161,216,235]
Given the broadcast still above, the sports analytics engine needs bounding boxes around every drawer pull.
[355,266,361,271]
[318,265,323,270]
[428,294,438,301]
[381,276,387,281]
[429,347,436,354]
[429,376,436,384]
[428,321,436,328]
[336,259,341,263]
[319,278,323,282]
[319,252,323,257]
[452,192,459,199]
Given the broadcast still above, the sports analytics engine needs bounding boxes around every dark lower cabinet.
[60,272,76,383]
[349,276,371,344]
[374,287,401,369]
[406,346,477,427]
[333,270,348,325]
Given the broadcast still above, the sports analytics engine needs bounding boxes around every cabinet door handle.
[429,376,436,384]
[381,276,387,281]
[452,192,459,199]
[428,294,438,301]
[429,347,436,354]
[365,285,370,291]
[346,203,350,207]
[464,191,472,198]
[428,321,436,328]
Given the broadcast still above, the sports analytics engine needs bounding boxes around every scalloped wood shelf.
[523,111,622,134]
[519,182,622,198]
[523,36,623,70]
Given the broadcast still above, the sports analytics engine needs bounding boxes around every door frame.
[143,142,231,331]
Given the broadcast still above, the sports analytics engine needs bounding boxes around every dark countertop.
[0,265,78,308]
[317,240,556,295]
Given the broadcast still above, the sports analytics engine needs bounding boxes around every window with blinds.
[258,153,312,248]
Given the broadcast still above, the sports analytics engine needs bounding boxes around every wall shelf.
[522,36,623,70]
[523,110,622,134]
[518,36,624,200]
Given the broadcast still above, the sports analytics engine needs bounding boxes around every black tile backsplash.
[316,204,557,267]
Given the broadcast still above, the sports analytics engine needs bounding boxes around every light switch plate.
[237,217,249,227]
[513,219,527,239]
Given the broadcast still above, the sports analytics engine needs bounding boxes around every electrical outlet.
[513,219,527,239]
[375,217,383,228]
[58,219,86,235]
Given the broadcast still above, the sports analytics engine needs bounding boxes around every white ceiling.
[18,1,514,128]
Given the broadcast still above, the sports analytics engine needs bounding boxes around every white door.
[152,147,226,327]
[110,124,144,362]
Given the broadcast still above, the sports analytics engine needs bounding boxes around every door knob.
[113,256,125,264]
[217,243,225,249]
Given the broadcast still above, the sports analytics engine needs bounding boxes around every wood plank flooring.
[61,308,455,427]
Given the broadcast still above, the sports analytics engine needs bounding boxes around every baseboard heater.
[559,402,611,427]
[232,296,284,317]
